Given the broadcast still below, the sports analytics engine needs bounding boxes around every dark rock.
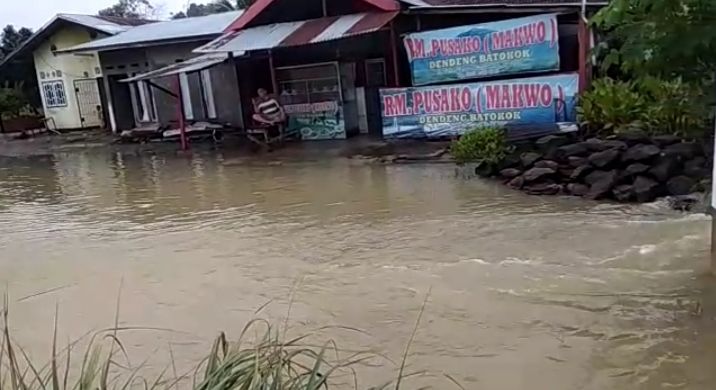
[623,163,650,177]
[584,138,628,152]
[508,175,525,189]
[633,176,661,202]
[585,170,619,199]
[616,131,650,145]
[683,157,707,178]
[499,153,522,169]
[475,162,496,177]
[570,165,592,181]
[566,183,589,196]
[663,142,700,160]
[523,167,556,182]
[555,143,589,159]
[652,134,682,147]
[666,175,697,196]
[667,194,703,211]
[612,184,634,202]
[524,182,562,195]
[534,160,560,170]
[535,135,569,152]
[499,168,523,179]
[622,144,661,162]
[648,156,681,182]
[559,168,574,178]
[584,170,618,186]
[588,149,621,168]
[520,152,542,167]
[567,156,587,168]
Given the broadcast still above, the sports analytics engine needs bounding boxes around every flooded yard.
[0,146,714,389]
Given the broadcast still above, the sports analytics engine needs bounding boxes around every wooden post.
[268,50,279,95]
[577,13,589,93]
[390,21,400,87]
[711,83,716,274]
[174,74,188,151]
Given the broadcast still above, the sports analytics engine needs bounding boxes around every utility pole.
[711,80,716,273]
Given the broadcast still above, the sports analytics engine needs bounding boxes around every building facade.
[0,14,146,131]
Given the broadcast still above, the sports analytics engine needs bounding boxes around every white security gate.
[73,79,103,128]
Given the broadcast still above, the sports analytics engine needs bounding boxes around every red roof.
[197,12,398,53]
[225,0,400,32]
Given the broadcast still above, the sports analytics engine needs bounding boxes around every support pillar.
[173,75,188,151]
[577,13,590,93]
[268,50,279,95]
[390,21,400,87]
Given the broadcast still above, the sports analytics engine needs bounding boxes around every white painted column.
[179,73,194,120]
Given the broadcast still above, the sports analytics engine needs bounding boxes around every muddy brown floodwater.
[1,147,716,389]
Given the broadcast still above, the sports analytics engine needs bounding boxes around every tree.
[172,0,255,19]
[592,0,716,83]
[98,0,155,19]
[0,25,33,59]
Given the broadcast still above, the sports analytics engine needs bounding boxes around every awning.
[194,11,398,54]
[121,53,238,82]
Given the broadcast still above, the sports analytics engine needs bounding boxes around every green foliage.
[578,77,709,138]
[0,82,29,119]
[98,0,154,19]
[172,0,255,19]
[451,127,509,164]
[592,0,716,83]
[0,297,462,390]
[577,78,647,136]
[639,77,708,138]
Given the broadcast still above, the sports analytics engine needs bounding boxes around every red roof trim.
[224,0,274,32]
[346,11,398,34]
[361,0,401,11]
[224,0,401,32]
[279,16,338,46]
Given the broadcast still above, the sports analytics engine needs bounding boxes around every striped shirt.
[257,98,281,117]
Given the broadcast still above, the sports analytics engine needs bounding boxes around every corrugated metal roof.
[196,12,397,54]
[121,53,236,82]
[58,14,144,34]
[62,11,244,53]
[0,13,147,70]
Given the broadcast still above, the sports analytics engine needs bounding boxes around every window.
[365,59,386,87]
[42,81,67,108]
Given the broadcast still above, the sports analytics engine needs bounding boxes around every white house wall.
[33,25,103,130]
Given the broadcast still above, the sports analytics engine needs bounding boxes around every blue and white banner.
[380,73,578,139]
[404,14,561,86]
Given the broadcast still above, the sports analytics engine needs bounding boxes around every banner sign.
[285,101,346,140]
[380,73,578,139]
[404,14,560,86]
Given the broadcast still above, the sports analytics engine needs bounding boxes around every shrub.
[578,77,711,139]
[451,126,509,164]
[577,78,647,136]
[0,82,29,119]
[639,76,709,139]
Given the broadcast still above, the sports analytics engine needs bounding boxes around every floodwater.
[1,146,715,389]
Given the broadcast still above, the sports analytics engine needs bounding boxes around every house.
[61,11,245,133]
[186,0,607,140]
[0,14,149,131]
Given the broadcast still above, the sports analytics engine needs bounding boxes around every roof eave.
[0,15,124,70]
[59,34,222,54]
[403,2,608,13]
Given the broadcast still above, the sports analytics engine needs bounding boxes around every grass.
[0,292,462,390]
